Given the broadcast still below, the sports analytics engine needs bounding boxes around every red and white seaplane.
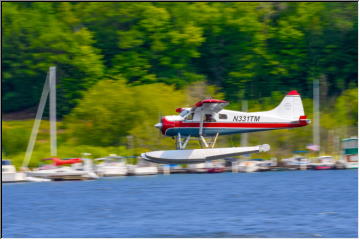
[142,90,310,164]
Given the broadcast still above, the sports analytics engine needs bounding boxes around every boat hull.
[313,165,334,170]
[96,167,128,177]
[27,167,98,181]
[2,172,27,183]
[207,168,225,173]
[127,166,158,176]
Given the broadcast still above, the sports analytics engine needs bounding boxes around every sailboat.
[22,66,98,181]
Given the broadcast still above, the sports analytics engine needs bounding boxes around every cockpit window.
[185,113,194,120]
[219,114,227,120]
[205,114,216,122]
[180,110,190,118]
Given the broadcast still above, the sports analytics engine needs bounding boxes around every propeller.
[155,112,163,137]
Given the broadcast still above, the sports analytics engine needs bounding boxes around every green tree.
[3,2,104,116]
[64,77,188,152]
[64,78,135,146]
[76,2,205,87]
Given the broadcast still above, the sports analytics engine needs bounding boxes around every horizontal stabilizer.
[142,144,270,164]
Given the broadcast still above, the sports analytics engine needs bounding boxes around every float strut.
[211,132,219,148]
[200,136,209,148]
[176,133,182,150]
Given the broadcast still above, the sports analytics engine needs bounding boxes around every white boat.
[2,160,27,183]
[281,155,311,170]
[344,160,358,169]
[187,161,225,173]
[159,164,187,174]
[27,158,98,181]
[237,160,260,173]
[25,176,51,182]
[338,137,358,169]
[187,162,208,173]
[127,159,158,176]
[2,160,50,182]
[95,155,128,177]
[27,166,97,181]
[343,151,358,169]
[336,156,358,169]
[258,161,276,171]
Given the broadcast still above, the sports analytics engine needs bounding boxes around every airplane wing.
[192,99,229,113]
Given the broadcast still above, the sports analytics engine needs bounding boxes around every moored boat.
[2,160,27,183]
[127,159,158,176]
[206,161,225,173]
[27,157,98,181]
[311,156,335,170]
[187,162,208,173]
[207,167,225,173]
[95,155,128,177]
[340,137,358,169]
[281,154,311,170]
[2,160,50,183]
[313,165,333,170]
[237,160,260,173]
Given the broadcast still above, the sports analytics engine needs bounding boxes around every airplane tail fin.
[270,90,305,119]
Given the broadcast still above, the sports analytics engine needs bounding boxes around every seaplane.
[142,90,310,164]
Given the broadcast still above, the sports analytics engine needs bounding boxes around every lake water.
[2,170,358,238]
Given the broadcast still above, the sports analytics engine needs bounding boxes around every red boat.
[312,156,335,170]
[42,157,82,166]
[313,165,333,170]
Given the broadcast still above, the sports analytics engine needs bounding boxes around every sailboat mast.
[313,78,320,155]
[241,100,248,147]
[22,72,50,169]
[49,66,57,156]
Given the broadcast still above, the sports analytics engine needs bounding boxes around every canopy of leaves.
[3,2,104,115]
[64,78,187,150]
[3,2,357,116]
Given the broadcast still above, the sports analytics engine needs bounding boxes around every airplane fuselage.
[160,109,309,137]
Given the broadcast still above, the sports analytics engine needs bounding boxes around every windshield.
[180,109,190,118]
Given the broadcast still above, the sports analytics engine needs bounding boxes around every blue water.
[3,170,358,238]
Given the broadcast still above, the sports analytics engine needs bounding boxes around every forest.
[2,2,358,167]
